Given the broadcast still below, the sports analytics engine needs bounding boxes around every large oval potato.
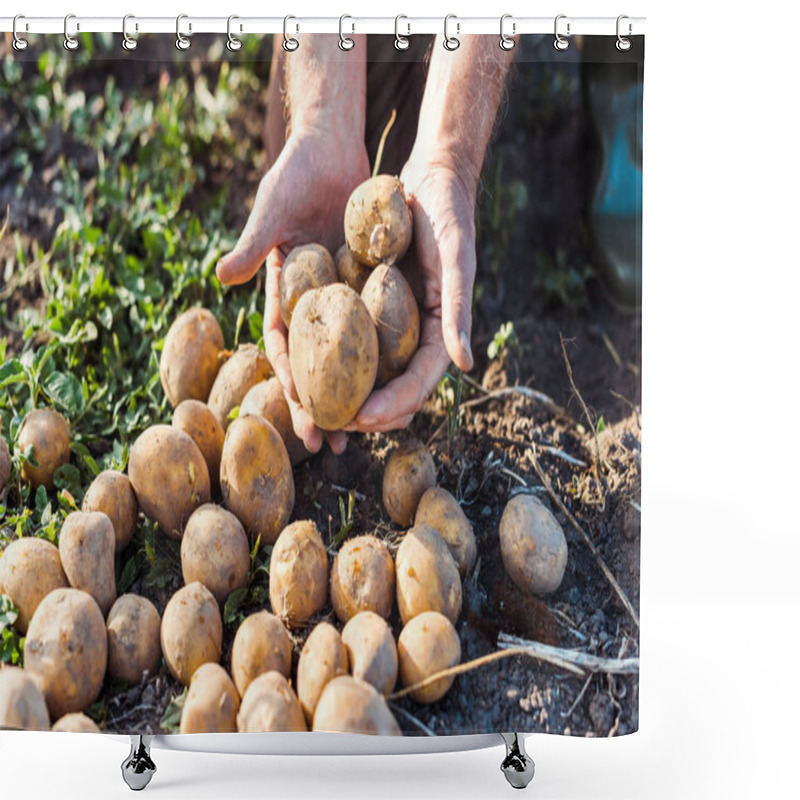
[335,244,372,294]
[415,488,477,578]
[382,439,436,527]
[18,408,70,490]
[51,713,101,733]
[330,534,395,623]
[128,425,210,539]
[58,511,116,617]
[289,284,379,431]
[106,594,162,684]
[341,611,398,696]
[269,520,328,628]
[180,663,240,734]
[344,175,413,267]
[278,243,338,328]
[230,610,292,698]
[160,582,222,685]
[397,611,461,704]
[0,537,68,633]
[82,470,138,554]
[24,588,107,719]
[361,264,420,386]
[160,307,225,408]
[395,524,462,625]
[237,671,307,733]
[0,667,50,730]
[499,494,568,596]
[181,504,250,605]
[207,344,272,430]
[0,434,11,493]
[172,400,225,490]
[220,415,294,544]
[312,676,400,735]
[296,622,349,724]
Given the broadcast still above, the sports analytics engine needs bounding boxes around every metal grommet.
[443,14,460,51]
[122,14,138,51]
[283,15,299,52]
[616,15,632,51]
[554,14,570,51]
[12,15,29,51]
[339,14,355,51]
[176,14,191,51]
[499,14,516,51]
[64,13,80,51]
[227,15,242,52]
[394,15,410,50]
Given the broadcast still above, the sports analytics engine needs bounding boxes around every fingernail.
[459,330,474,368]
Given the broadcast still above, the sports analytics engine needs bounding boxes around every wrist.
[404,144,480,201]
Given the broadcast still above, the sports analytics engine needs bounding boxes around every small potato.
[82,470,138,554]
[330,535,395,623]
[312,676,400,735]
[51,713,101,733]
[397,611,461,704]
[499,494,568,596]
[335,244,372,294]
[207,344,272,430]
[382,439,436,527]
[161,582,222,685]
[231,611,292,698]
[237,671,307,733]
[0,667,50,730]
[344,175,413,267]
[289,284,379,431]
[296,622,349,723]
[180,663,240,734]
[172,400,225,490]
[220,415,294,545]
[278,243,338,328]
[24,588,107,719]
[341,611,398,696]
[0,537,68,633]
[106,594,162,685]
[181,504,250,605]
[18,408,70,490]
[269,521,328,628]
[415,488,477,578]
[160,307,225,408]
[128,425,211,539]
[395,524,462,625]
[0,434,11,492]
[361,264,420,386]
[59,511,116,617]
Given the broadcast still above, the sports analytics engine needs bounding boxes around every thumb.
[439,226,476,372]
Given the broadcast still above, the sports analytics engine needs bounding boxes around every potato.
[341,611,398,696]
[24,588,107,719]
[231,610,292,698]
[289,284,379,430]
[128,425,211,539]
[0,537,68,633]
[344,175,413,267]
[160,582,222,685]
[0,667,50,730]
[160,307,225,408]
[0,434,10,493]
[382,439,436,527]
[499,494,568,596]
[278,243,338,328]
[220,415,294,544]
[395,524,462,625]
[18,408,70,490]
[397,611,461,704]
[237,671,307,733]
[296,622,349,723]
[330,534,395,623]
[106,594,162,684]
[361,264,420,386]
[207,344,272,430]
[269,520,328,628]
[58,511,116,617]
[82,470,138,554]
[51,713,100,733]
[335,244,372,294]
[180,663,240,734]
[415,488,477,578]
[172,400,225,490]
[312,676,400,735]
[181,504,249,605]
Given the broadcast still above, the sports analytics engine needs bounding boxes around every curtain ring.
[12,15,29,51]
[64,13,80,51]
[339,14,355,51]
[394,15,410,50]
[176,14,191,51]
[443,14,460,51]
[283,15,299,52]
[616,15,632,51]
[122,14,138,51]
[227,15,242,52]
[554,14,570,51]
[499,14,516,51]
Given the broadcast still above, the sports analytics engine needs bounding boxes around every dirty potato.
[82,470,138,554]
[106,594,162,685]
[230,611,292,698]
[330,534,395,623]
[335,244,372,294]
[237,671,307,733]
[278,243,338,328]
[397,611,461,703]
[0,667,50,730]
[296,622,349,724]
[341,611,398,696]
[180,663,240,734]
[172,400,225,490]
[51,713,101,732]
[207,344,272,430]
[18,408,70,490]
[382,439,436,527]
[415,487,477,578]
[312,676,400,735]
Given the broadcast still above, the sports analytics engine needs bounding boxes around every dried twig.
[389,702,436,736]
[561,673,594,720]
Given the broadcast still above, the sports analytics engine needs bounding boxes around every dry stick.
[372,108,397,177]
[561,672,595,720]
[389,702,436,736]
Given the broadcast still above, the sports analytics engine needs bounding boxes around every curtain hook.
[394,14,410,51]
[616,15,632,51]
[12,14,29,51]
[176,14,191,51]
[554,14,570,51]
[64,13,80,51]
[443,14,460,51]
[499,14,516,51]
[227,15,243,52]
[283,15,299,52]
[122,14,138,51]
[339,14,355,51]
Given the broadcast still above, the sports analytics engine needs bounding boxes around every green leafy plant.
[0,595,25,666]
[332,490,356,548]
[487,321,519,361]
